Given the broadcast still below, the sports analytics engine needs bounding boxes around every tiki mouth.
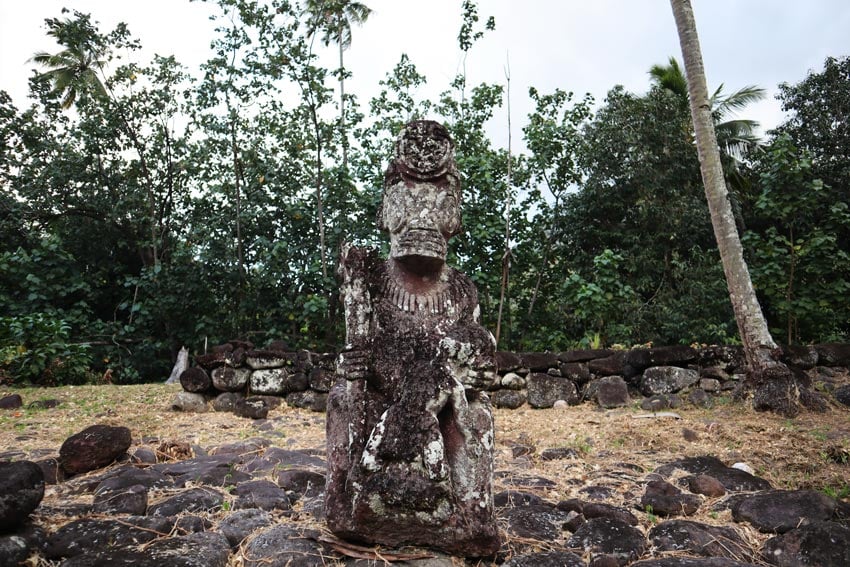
[395,229,448,259]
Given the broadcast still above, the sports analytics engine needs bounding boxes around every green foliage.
[0,314,94,386]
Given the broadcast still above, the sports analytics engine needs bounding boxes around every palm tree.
[304,0,372,169]
[30,13,108,109]
[670,0,800,417]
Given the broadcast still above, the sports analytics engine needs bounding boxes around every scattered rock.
[540,447,579,461]
[58,425,132,476]
[641,480,701,517]
[0,534,29,566]
[211,392,244,412]
[218,509,274,547]
[732,489,837,533]
[0,461,44,532]
[34,457,64,484]
[242,525,332,567]
[234,397,269,419]
[655,456,771,492]
[148,487,224,517]
[566,517,647,565]
[504,550,585,566]
[494,490,544,508]
[233,480,292,512]
[0,394,23,409]
[631,558,753,567]
[503,504,573,541]
[689,388,713,408]
[92,483,147,515]
[26,398,61,410]
[687,475,726,497]
[276,469,325,501]
[501,372,526,390]
[45,516,173,559]
[172,391,209,413]
[762,520,850,566]
[491,389,527,409]
[648,519,750,560]
[285,390,327,411]
[833,384,850,407]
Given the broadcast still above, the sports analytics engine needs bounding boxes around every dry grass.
[1,382,849,565]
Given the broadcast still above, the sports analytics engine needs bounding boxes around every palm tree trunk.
[670,0,800,416]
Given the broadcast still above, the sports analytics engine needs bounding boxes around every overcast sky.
[2,1,849,148]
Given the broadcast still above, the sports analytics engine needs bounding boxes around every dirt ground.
[2,383,849,563]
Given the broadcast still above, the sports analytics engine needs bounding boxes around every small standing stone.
[59,425,132,476]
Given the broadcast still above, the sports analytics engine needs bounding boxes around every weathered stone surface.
[502,504,573,541]
[642,480,702,517]
[656,457,772,492]
[0,533,30,565]
[518,351,559,371]
[687,474,726,497]
[559,349,614,363]
[626,345,698,370]
[276,469,325,501]
[210,366,250,392]
[527,373,579,408]
[241,448,325,473]
[814,343,850,366]
[171,391,209,413]
[211,391,244,412]
[491,389,527,409]
[180,367,212,393]
[732,490,837,533]
[761,520,850,566]
[588,352,626,376]
[148,487,224,516]
[834,384,850,407]
[243,525,332,567]
[92,483,147,515]
[649,519,750,560]
[504,550,585,567]
[500,372,526,390]
[495,351,521,371]
[567,517,647,565]
[689,388,713,408]
[308,367,332,392]
[45,517,173,559]
[494,490,544,508]
[218,509,273,547]
[631,558,754,567]
[540,447,579,461]
[641,366,700,395]
[245,350,297,370]
[59,425,132,476]
[249,368,290,395]
[0,461,44,532]
[592,375,630,408]
[325,121,500,556]
[233,480,292,512]
[0,394,23,409]
[59,531,232,567]
[285,390,327,412]
[560,362,591,384]
[234,397,269,419]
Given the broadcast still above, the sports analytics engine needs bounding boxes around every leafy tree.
[744,135,850,343]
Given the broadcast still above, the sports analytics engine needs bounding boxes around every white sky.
[2,0,849,148]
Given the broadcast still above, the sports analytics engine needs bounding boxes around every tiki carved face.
[379,121,461,270]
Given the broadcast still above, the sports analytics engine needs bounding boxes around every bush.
[0,314,95,386]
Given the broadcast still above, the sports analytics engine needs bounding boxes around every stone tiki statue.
[325,120,501,556]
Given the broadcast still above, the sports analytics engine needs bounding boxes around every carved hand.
[337,348,370,381]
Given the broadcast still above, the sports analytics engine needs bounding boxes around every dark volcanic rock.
[211,392,245,412]
[148,487,224,517]
[518,351,559,371]
[632,558,754,567]
[588,352,625,376]
[0,533,30,565]
[234,397,269,419]
[92,483,147,515]
[276,469,325,501]
[814,343,850,366]
[180,367,213,393]
[0,461,45,532]
[504,550,585,567]
[210,366,250,392]
[233,480,292,512]
[834,384,850,407]
[527,373,579,408]
[495,351,522,371]
[641,366,700,395]
[567,517,647,565]
[175,463,251,488]
[656,456,772,492]
[240,448,325,473]
[494,490,544,508]
[243,525,332,567]
[0,394,23,409]
[491,389,527,409]
[592,375,630,408]
[762,520,850,566]
[560,349,614,363]
[218,509,274,547]
[59,531,231,567]
[649,519,751,560]
[626,345,698,370]
[285,390,327,412]
[45,516,173,559]
[26,398,60,410]
[540,447,579,461]
[642,480,702,517]
[732,490,837,533]
[308,367,332,392]
[171,391,209,412]
[687,474,727,498]
[582,502,640,526]
[560,362,592,385]
[502,504,574,541]
[59,425,132,476]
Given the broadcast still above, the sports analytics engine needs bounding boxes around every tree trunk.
[670,0,801,416]
[339,30,348,170]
